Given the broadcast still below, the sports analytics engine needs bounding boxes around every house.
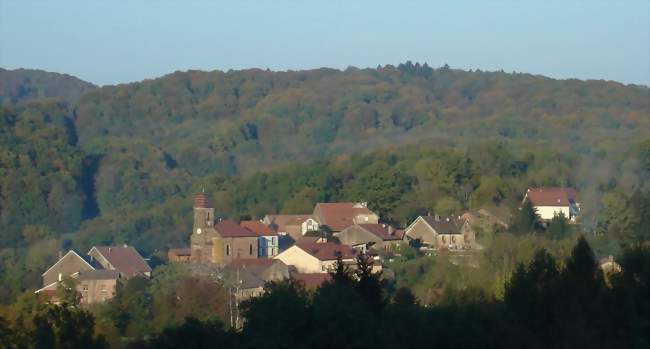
[404,215,476,250]
[336,223,405,253]
[168,248,191,262]
[41,250,96,288]
[189,193,259,265]
[224,259,290,301]
[312,202,379,233]
[88,245,152,279]
[523,187,579,221]
[36,244,150,305]
[240,220,279,258]
[274,242,357,274]
[262,214,320,240]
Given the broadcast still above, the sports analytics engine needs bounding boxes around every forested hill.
[0,63,649,304]
[75,64,649,176]
[0,68,96,106]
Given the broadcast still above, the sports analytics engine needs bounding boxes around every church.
[189,192,271,265]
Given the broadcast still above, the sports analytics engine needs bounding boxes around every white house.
[273,242,357,273]
[523,187,579,221]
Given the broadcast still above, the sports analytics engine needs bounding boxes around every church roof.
[193,192,212,208]
[215,220,259,238]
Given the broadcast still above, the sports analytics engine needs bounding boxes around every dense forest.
[0,64,648,346]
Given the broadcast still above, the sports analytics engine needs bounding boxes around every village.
[34,187,587,311]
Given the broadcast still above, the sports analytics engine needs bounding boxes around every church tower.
[192,191,214,233]
[190,192,214,263]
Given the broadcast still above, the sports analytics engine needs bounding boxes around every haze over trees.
[0,64,648,347]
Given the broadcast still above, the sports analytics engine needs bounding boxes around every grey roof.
[421,216,464,235]
[76,270,121,281]
[235,269,265,290]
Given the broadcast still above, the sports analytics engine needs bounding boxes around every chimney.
[108,247,112,253]
[388,226,394,236]
[445,217,450,222]
[435,214,441,222]
[382,223,386,228]
[58,250,63,260]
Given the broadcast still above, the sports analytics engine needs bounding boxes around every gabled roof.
[215,220,259,238]
[314,202,377,231]
[525,187,577,207]
[41,250,95,276]
[420,216,465,235]
[357,224,405,241]
[89,246,152,277]
[240,220,277,236]
[295,242,357,261]
[265,214,314,232]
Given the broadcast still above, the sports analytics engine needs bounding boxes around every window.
[82,285,89,291]
[250,244,253,255]
[226,245,230,256]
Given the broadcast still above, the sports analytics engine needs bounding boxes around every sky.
[1,0,648,86]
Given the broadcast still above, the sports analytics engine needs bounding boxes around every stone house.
[404,215,476,250]
[36,245,150,305]
[336,223,405,253]
[312,202,379,233]
[523,187,579,221]
[274,242,357,273]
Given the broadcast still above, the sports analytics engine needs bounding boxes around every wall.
[43,252,94,286]
[274,246,321,273]
[78,278,118,305]
[535,206,570,220]
[405,218,437,246]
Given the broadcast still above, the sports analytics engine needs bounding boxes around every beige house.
[313,202,379,233]
[274,242,357,273]
[405,215,476,250]
[336,223,405,253]
[523,187,579,221]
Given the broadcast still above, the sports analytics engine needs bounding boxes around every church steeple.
[193,192,214,233]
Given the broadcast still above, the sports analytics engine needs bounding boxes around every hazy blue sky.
[1,0,648,86]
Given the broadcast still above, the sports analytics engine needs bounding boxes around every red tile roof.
[193,192,212,208]
[315,203,377,231]
[215,220,259,238]
[358,224,404,241]
[296,242,357,261]
[240,220,277,236]
[526,187,577,207]
[292,273,332,288]
[91,246,152,277]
